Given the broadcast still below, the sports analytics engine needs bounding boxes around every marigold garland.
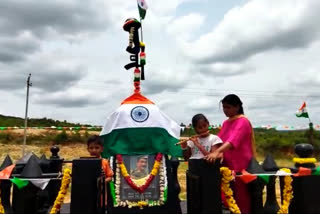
[220,167,241,214]
[116,153,162,193]
[50,168,72,214]
[278,168,293,214]
[292,157,317,164]
[0,181,4,214]
[113,154,167,208]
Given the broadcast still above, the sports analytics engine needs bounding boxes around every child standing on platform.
[87,135,114,182]
[179,114,223,160]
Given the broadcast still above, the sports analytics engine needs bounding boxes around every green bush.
[0,132,14,144]
[54,130,68,144]
[69,131,85,143]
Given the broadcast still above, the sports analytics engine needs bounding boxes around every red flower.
[155,153,162,161]
[116,155,123,163]
[146,175,154,183]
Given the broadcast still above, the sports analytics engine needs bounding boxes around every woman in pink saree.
[205,94,256,214]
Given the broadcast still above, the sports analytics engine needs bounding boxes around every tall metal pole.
[140,18,143,42]
[22,73,32,156]
[309,121,314,145]
[307,109,313,145]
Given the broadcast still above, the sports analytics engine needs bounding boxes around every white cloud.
[187,97,215,111]
[0,0,110,40]
[196,62,253,77]
[33,87,106,108]
[152,0,197,15]
[1,0,320,127]
[291,68,320,89]
[166,13,205,40]
[183,0,320,63]
[143,67,188,94]
[0,32,40,63]
[0,53,87,92]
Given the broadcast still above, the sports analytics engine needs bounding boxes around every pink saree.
[218,116,255,214]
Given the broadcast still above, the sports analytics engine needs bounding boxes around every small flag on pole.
[293,167,312,177]
[296,102,309,118]
[240,170,257,183]
[137,0,148,20]
[0,164,15,179]
[10,177,29,189]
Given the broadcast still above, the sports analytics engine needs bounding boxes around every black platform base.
[57,201,232,214]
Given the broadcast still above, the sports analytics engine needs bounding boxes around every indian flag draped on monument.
[137,0,148,20]
[296,102,309,118]
[100,93,181,157]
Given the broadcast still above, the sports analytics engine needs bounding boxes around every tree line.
[181,127,320,157]
[0,114,91,127]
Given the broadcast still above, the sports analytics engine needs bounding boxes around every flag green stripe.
[138,7,146,19]
[296,112,309,118]
[100,127,182,157]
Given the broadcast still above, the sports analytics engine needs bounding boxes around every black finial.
[50,145,60,159]
[295,143,314,158]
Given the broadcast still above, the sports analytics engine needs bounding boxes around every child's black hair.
[87,135,103,147]
[221,94,244,114]
[192,113,209,128]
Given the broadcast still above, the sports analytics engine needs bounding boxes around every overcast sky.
[1,0,320,127]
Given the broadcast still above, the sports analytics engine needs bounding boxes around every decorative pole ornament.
[123,17,146,93]
[134,68,141,93]
[123,18,141,57]
[101,3,183,210]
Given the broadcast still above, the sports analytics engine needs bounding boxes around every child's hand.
[189,136,197,142]
[204,150,223,163]
[216,152,224,163]
[176,139,188,149]
[190,136,200,146]
[180,141,188,149]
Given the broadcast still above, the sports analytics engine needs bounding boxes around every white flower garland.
[109,156,114,172]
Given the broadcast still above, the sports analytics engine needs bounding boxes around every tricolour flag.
[100,93,181,157]
[137,0,148,20]
[296,102,309,118]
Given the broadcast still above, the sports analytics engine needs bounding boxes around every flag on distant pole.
[137,0,148,20]
[296,102,309,118]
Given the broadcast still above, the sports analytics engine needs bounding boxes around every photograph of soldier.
[130,155,148,179]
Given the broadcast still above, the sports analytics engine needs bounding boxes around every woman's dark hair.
[221,94,244,114]
[192,113,209,128]
[87,135,103,147]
